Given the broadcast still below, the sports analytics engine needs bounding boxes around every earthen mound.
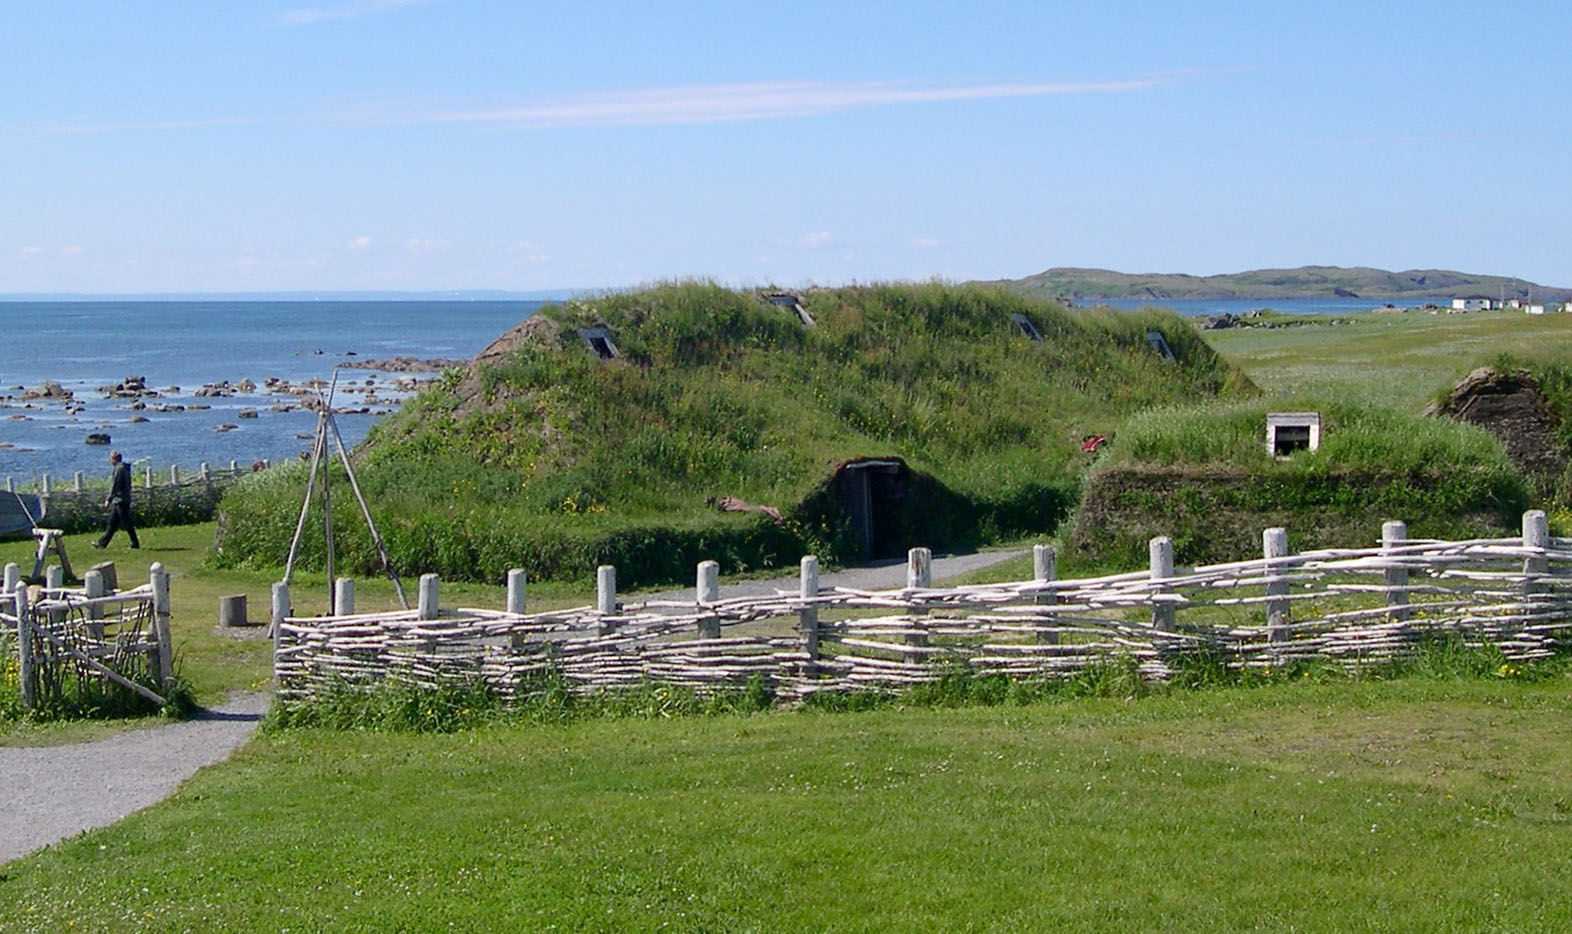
[1425,367,1566,483]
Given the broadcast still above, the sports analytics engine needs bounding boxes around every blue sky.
[3,1,1568,294]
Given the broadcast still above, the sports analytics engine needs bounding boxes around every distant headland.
[980,266,1572,304]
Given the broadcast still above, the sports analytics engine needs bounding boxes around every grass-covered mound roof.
[215,281,1249,586]
[1425,354,1572,505]
[1066,398,1529,571]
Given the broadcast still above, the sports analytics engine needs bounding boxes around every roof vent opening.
[577,326,620,360]
[1145,329,1176,362]
[762,291,816,328]
[1010,313,1044,342]
[1267,412,1320,457]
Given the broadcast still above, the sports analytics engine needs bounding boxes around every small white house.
[1451,296,1492,312]
[1525,304,1546,315]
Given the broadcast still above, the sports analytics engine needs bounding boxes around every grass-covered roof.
[215,281,1249,585]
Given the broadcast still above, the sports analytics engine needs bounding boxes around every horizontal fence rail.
[272,512,1572,706]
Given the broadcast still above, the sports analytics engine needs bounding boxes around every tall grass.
[217,281,1249,585]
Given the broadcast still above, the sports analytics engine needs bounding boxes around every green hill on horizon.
[982,265,1572,303]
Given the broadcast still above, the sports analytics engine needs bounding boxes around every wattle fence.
[4,461,263,533]
[271,511,1572,706]
[2,563,174,710]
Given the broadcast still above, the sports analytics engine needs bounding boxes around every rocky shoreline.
[0,362,439,446]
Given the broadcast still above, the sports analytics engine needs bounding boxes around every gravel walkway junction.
[0,547,1025,864]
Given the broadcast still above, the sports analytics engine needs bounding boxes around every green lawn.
[1201,308,1572,410]
[1,677,1569,930]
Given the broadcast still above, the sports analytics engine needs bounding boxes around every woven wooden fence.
[4,461,260,533]
[272,511,1572,706]
[2,564,174,709]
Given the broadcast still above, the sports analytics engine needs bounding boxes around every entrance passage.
[834,459,907,560]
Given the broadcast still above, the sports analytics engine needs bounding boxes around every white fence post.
[799,556,820,664]
[1150,536,1175,631]
[418,573,440,620]
[696,560,720,638]
[506,569,527,616]
[3,563,19,595]
[14,584,34,709]
[904,547,932,665]
[334,577,355,617]
[1523,510,1550,597]
[84,568,106,639]
[1264,527,1291,643]
[150,563,173,690]
[73,471,83,493]
[1382,520,1409,622]
[44,565,64,627]
[144,465,153,489]
[270,581,291,666]
[1033,543,1058,644]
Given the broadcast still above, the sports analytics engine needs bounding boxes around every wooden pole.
[150,563,173,690]
[904,547,931,664]
[270,580,290,648]
[14,584,34,709]
[281,412,326,586]
[84,568,105,639]
[1264,527,1291,643]
[1150,536,1175,631]
[418,573,440,620]
[1382,520,1409,623]
[506,569,527,616]
[334,577,355,617]
[596,566,617,633]
[696,560,720,638]
[2,563,18,594]
[1032,543,1058,644]
[799,555,820,664]
[1522,510,1550,598]
[323,411,408,609]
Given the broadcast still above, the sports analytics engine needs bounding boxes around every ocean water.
[0,301,543,484]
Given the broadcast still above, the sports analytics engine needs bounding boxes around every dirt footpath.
[0,692,268,864]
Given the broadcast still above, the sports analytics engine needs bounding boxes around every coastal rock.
[340,355,468,373]
[215,423,239,433]
[127,415,150,423]
[236,378,257,393]
[84,432,111,445]
[238,408,259,419]
[23,380,73,401]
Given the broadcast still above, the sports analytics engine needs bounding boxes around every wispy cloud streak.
[407,78,1168,130]
[32,73,1210,137]
[280,0,434,26]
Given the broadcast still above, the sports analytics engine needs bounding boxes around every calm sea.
[0,301,543,484]
[0,295,1399,486]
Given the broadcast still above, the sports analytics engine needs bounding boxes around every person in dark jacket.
[94,450,140,549]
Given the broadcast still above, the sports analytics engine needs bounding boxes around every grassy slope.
[214,281,1245,586]
[2,679,1570,930]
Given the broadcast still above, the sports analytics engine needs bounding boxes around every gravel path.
[0,548,1024,865]
[643,547,1028,603]
[0,691,268,864]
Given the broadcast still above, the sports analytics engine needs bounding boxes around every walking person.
[94,450,140,549]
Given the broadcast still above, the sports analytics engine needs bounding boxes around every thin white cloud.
[412,78,1169,130]
[347,235,372,251]
[404,238,450,252]
[912,237,942,248]
[32,71,1217,137]
[19,245,44,257]
[280,0,434,26]
[797,231,833,249]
